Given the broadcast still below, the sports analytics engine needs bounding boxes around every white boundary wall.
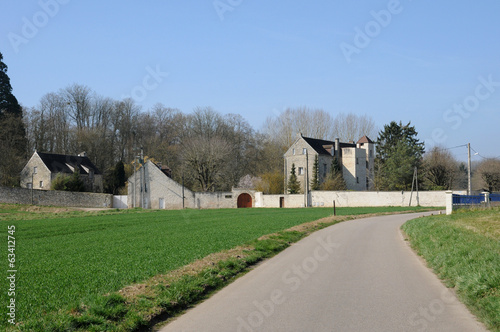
[255,191,466,208]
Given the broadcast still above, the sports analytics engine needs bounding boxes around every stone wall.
[0,187,113,208]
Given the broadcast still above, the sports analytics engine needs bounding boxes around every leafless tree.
[422,146,459,190]
[475,158,500,192]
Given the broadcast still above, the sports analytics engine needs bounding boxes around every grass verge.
[1,204,438,331]
[402,207,500,332]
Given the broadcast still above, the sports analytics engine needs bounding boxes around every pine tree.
[287,163,301,194]
[310,155,320,190]
[0,52,27,186]
[375,121,424,190]
[322,156,346,190]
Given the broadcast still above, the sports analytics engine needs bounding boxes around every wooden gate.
[237,193,252,208]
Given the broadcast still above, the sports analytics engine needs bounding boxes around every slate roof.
[37,152,102,175]
[301,136,357,155]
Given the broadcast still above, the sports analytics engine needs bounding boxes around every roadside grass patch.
[402,208,500,331]
[1,205,437,330]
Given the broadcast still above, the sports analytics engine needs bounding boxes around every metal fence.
[452,194,485,206]
[490,194,500,202]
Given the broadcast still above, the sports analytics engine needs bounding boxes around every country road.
[159,212,487,332]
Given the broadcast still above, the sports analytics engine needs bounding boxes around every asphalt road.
[159,212,487,332]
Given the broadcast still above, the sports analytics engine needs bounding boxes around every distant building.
[20,151,103,192]
[284,134,375,192]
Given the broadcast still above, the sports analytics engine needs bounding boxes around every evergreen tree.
[0,52,27,186]
[375,121,424,190]
[287,163,301,194]
[321,156,346,190]
[104,161,126,194]
[310,155,320,190]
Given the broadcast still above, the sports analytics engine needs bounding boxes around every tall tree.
[321,156,346,190]
[375,121,424,190]
[311,154,320,190]
[0,52,27,186]
[287,163,301,194]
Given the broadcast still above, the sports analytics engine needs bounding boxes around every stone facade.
[284,134,375,192]
[20,151,103,193]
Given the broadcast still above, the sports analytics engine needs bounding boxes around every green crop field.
[0,205,436,330]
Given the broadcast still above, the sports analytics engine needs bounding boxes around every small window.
[356,177,359,184]
[298,167,304,175]
[356,157,359,165]
[225,195,232,199]
[302,148,307,155]
[27,183,33,189]
[33,166,37,174]
[39,181,43,188]
[323,164,327,177]
[292,149,295,155]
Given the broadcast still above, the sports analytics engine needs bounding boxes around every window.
[292,148,295,155]
[39,181,43,188]
[356,157,359,165]
[33,166,37,174]
[323,164,327,177]
[302,148,307,155]
[369,149,373,157]
[27,183,32,189]
[225,195,232,199]
[298,167,304,175]
[356,177,359,184]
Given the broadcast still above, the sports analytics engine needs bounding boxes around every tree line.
[1,52,499,193]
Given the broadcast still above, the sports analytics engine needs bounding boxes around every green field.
[1,205,436,330]
[402,208,500,331]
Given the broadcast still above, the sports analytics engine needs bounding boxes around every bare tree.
[422,146,458,190]
[332,113,377,142]
[476,158,500,192]
[182,136,231,191]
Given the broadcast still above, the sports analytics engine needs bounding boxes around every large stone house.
[284,134,375,192]
[20,151,103,192]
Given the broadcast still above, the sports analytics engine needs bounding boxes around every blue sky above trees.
[1,0,499,161]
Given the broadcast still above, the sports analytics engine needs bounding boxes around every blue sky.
[1,0,499,162]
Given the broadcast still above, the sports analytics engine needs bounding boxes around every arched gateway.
[237,193,252,208]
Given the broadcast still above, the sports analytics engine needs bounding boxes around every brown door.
[237,193,252,208]
[279,197,285,208]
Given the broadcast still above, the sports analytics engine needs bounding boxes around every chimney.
[334,138,340,156]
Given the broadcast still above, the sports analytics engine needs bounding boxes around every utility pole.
[467,143,472,195]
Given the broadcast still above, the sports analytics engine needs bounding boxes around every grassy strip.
[402,208,500,332]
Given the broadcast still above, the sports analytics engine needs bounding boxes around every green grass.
[0,204,437,330]
[402,208,500,331]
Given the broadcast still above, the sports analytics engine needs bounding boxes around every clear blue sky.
[1,0,499,162]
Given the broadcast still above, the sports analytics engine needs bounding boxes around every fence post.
[446,191,453,215]
[482,192,490,208]
[333,200,336,216]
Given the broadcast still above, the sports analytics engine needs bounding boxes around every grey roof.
[37,152,102,175]
[301,136,356,155]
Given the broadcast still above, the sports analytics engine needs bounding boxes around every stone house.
[128,160,257,209]
[20,151,103,192]
[284,134,375,192]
